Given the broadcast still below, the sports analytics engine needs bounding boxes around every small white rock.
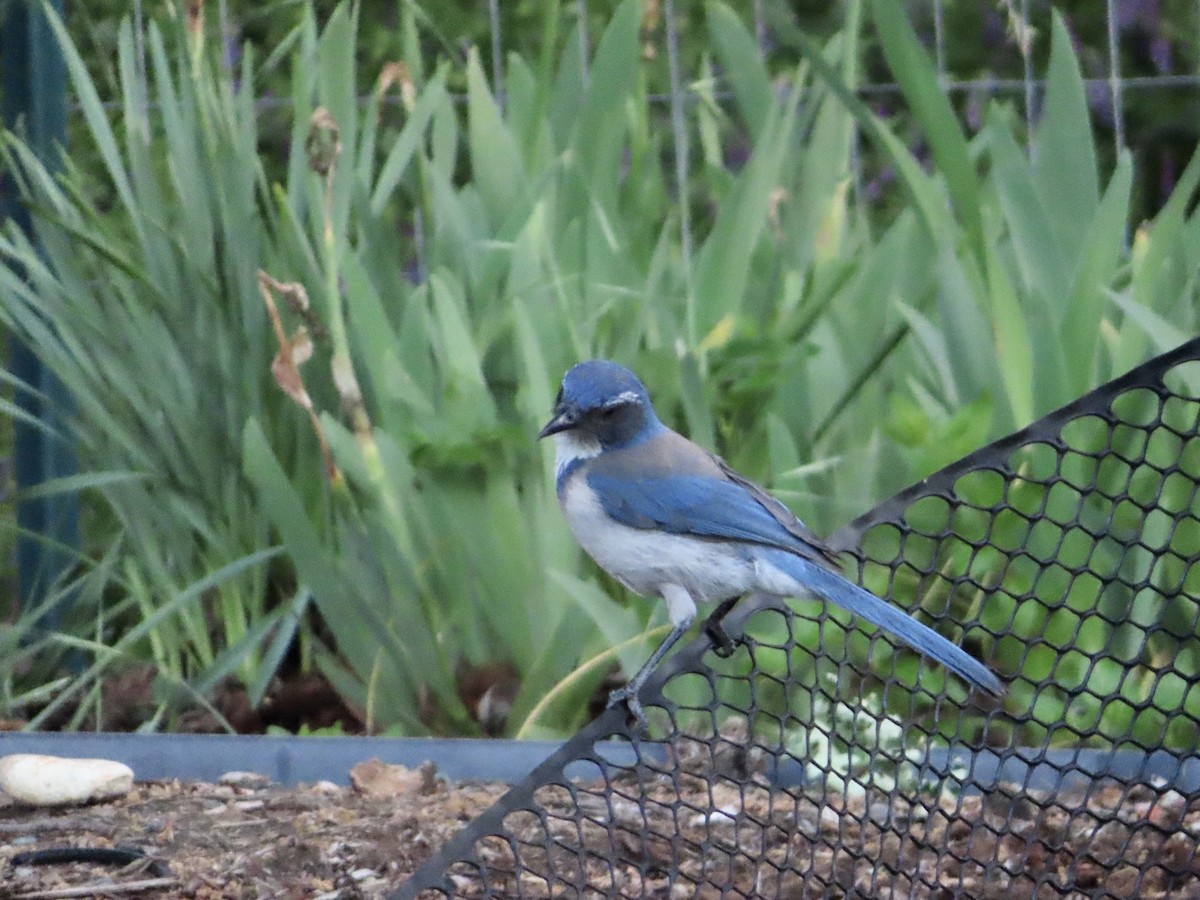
[689,806,738,828]
[218,770,270,789]
[792,812,819,838]
[1150,788,1188,827]
[0,754,133,807]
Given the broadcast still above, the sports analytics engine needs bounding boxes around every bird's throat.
[553,431,601,492]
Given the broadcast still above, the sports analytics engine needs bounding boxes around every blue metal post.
[1,0,79,609]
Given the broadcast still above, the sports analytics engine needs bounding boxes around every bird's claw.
[704,596,742,658]
[606,685,648,731]
[705,618,737,658]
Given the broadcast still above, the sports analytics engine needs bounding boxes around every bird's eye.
[600,406,621,420]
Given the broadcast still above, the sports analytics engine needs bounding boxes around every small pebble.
[690,806,738,828]
[867,802,893,827]
[1149,788,1187,827]
[0,754,133,807]
[793,812,819,837]
[219,770,270,789]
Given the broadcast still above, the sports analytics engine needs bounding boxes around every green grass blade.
[706,1,773,139]
[39,0,138,222]
[370,64,448,214]
[985,109,1071,307]
[985,241,1034,427]
[1063,151,1133,386]
[872,0,983,263]
[466,48,525,226]
[1033,12,1101,260]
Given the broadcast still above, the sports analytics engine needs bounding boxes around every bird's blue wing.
[587,469,830,561]
[585,428,838,563]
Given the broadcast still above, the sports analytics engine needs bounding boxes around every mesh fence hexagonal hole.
[394,338,1200,898]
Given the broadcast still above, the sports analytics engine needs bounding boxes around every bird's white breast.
[559,472,758,603]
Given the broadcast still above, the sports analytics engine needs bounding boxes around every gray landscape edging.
[0,732,564,785]
[1,733,1198,793]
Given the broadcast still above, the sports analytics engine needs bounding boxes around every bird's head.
[538,360,661,450]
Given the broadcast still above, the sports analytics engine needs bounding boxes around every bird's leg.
[608,586,696,730]
[607,619,690,729]
[703,596,742,658]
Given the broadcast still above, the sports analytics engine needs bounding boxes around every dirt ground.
[1,760,508,898]
[3,754,1199,899]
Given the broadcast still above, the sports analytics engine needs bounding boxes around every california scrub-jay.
[539,360,1004,725]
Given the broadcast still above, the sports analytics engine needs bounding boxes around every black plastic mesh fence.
[394,338,1200,898]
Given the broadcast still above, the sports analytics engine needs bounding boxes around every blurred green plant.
[0,0,1197,747]
[0,0,307,729]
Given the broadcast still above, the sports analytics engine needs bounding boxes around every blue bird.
[539,360,1004,725]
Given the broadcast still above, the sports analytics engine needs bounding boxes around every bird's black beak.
[538,405,578,439]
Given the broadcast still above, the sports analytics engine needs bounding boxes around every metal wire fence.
[529,0,1200,226]
[395,337,1200,896]
[136,1,1200,160]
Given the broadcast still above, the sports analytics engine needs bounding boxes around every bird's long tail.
[765,550,1005,697]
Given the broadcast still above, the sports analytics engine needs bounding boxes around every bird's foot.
[704,596,742,658]
[705,618,737,658]
[606,685,647,731]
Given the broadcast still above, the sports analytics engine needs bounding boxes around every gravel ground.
[3,754,1199,898]
[1,761,506,898]
[431,770,1200,898]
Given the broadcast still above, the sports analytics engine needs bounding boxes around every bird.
[538,359,1004,726]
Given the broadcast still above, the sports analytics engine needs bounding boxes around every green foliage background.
[0,0,1197,750]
